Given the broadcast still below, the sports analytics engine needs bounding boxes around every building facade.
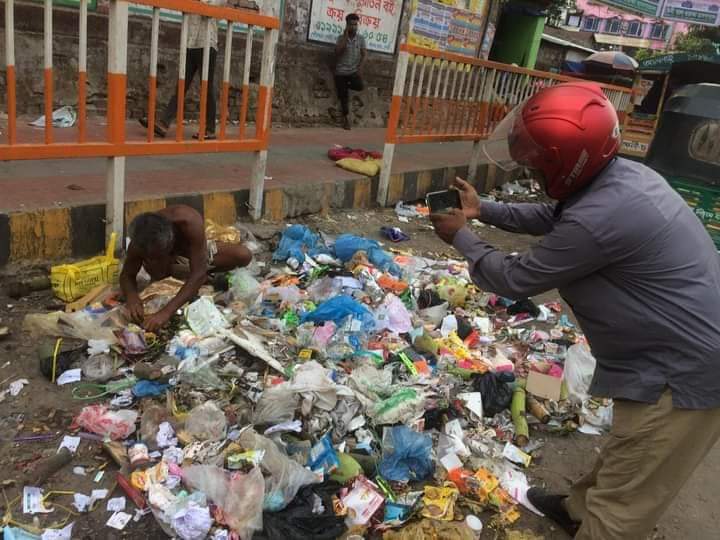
[560,0,688,52]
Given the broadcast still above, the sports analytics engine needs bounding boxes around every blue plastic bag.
[132,380,170,398]
[301,296,374,330]
[379,425,433,482]
[307,434,341,474]
[333,234,401,276]
[272,225,327,264]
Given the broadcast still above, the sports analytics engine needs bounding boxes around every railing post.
[378,49,410,207]
[5,0,16,146]
[249,2,279,221]
[106,0,128,246]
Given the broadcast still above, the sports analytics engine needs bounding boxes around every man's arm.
[453,217,607,299]
[480,201,557,236]
[336,31,348,56]
[453,177,555,236]
[358,40,367,70]
[119,247,145,323]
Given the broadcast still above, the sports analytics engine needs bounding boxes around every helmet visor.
[482,102,545,172]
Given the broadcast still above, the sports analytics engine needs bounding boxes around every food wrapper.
[420,483,459,521]
[341,476,384,526]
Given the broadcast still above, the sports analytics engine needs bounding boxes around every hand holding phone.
[426,189,463,214]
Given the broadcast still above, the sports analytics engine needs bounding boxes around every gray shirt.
[336,34,366,76]
[454,158,720,409]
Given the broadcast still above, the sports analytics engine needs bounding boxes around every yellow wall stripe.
[10,208,72,261]
[124,199,166,232]
[203,193,237,226]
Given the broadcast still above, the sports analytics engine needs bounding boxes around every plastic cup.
[465,514,483,537]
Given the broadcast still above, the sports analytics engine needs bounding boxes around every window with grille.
[583,16,600,31]
[605,19,622,34]
[651,23,668,40]
[626,21,643,36]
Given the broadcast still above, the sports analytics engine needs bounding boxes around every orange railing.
[378,44,633,205]
[1,0,281,231]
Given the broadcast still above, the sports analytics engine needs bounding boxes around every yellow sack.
[336,157,382,177]
[51,233,119,302]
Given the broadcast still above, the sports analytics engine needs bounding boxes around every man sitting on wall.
[334,13,367,130]
[120,205,252,332]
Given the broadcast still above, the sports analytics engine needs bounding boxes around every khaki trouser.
[566,390,720,539]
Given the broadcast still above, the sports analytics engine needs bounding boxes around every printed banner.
[658,0,720,26]
[127,0,285,33]
[307,0,405,54]
[592,0,660,17]
[408,0,487,57]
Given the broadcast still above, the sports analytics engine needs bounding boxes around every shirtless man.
[120,205,252,332]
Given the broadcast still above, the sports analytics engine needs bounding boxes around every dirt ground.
[0,207,718,539]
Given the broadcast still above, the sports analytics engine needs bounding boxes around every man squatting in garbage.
[431,82,720,539]
[120,205,252,333]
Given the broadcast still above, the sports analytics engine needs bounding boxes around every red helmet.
[483,82,620,200]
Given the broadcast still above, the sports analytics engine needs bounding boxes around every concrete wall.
[0,0,411,127]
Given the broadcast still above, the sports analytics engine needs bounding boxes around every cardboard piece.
[526,370,562,401]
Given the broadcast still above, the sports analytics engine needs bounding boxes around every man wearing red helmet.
[432,82,720,539]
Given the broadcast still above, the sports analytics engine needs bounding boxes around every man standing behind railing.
[334,13,367,130]
[141,0,228,140]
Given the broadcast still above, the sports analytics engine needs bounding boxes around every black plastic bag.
[507,298,541,318]
[259,483,347,540]
[472,372,514,417]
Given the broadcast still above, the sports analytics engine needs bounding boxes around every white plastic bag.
[237,428,319,511]
[252,383,299,425]
[228,268,261,304]
[182,465,265,538]
[185,401,227,441]
[30,106,77,128]
[564,342,597,403]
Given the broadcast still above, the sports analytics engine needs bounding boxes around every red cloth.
[328,147,382,161]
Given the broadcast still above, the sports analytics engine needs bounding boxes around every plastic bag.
[261,483,348,540]
[185,401,227,441]
[253,384,299,425]
[228,268,261,304]
[287,361,342,414]
[30,105,77,128]
[238,428,319,511]
[185,297,230,337]
[177,355,226,389]
[72,405,137,440]
[272,225,327,265]
[564,342,597,403]
[370,388,426,425]
[24,310,119,344]
[81,354,115,382]
[333,234,401,276]
[307,434,340,474]
[472,372,513,417]
[183,465,265,538]
[374,294,413,334]
[301,296,374,330]
[379,425,433,482]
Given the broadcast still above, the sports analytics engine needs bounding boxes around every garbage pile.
[9,221,611,539]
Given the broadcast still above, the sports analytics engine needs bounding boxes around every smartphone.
[426,189,462,214]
